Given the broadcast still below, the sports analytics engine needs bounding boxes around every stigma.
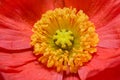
[53,29,74,50]
[31,8,99,73]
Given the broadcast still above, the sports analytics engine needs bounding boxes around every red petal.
[86,64,120,80]
[64,0,92,12]
[0,0,55,25]
[78,47,120,80]
[63,73,80,80]
[54,0,65,8]
[0,50,35,72]
[0,15,32,50]
[97,16,120,48]
[0,73,4,80]
[96,47,120,64]
[1,62,63,80]
[89,0,120,28]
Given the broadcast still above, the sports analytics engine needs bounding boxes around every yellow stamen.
[31,8,99,73]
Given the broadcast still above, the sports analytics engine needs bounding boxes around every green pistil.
[53,29,74,50]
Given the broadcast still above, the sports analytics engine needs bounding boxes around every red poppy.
[0,0,120,80]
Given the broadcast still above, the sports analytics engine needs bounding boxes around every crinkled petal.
[0,0,55,25]
[0,15,32,50]
[1,62,63,80]
[0,73,4,80]
[89,0,120,28]
[63,73,80,80]
[0,50,36,72]
[97,15,120,48]
[78,47,120,80]
[86,64,120,80]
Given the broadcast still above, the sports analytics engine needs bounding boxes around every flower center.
[53,29,74,50]
[31,8,99,73]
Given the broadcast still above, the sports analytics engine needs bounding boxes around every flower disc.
[31,8,99,73]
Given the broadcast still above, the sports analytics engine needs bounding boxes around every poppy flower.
[0,0,120,80]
